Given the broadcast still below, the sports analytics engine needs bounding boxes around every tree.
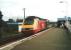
[8,19,15,23]
[0,11,3,20]
[0,11,7,39]
[0,11,3,39]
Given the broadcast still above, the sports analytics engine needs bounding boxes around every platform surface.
[11,28,71,50]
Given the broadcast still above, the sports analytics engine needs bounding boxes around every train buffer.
[1,28,71,50]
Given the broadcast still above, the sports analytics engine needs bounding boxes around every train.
[18,16,48,36]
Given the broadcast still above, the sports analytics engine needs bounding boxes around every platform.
[11,28,71,50]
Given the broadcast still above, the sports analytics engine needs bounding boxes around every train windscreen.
[24,19,34,25]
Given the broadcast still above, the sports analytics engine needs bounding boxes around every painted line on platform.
[0,28,53,50]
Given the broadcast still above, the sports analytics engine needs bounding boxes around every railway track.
[0,28,48,47]
[0,33,32,47]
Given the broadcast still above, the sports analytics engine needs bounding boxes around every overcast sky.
[0,0,71,21]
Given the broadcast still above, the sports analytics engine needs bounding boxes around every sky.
[0,0,71,21]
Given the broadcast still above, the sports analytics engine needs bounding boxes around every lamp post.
[59,0,68,21]
[24,8,25,20]
[23,8,26,24]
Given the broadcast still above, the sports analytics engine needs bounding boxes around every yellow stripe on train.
[20,25,33,28]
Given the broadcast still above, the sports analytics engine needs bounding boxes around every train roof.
[25,16,46,20]
[25,16,39,19]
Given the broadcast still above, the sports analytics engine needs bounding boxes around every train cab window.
[24,19,34,25]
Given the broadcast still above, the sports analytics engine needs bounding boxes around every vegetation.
[0,11,18,39]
